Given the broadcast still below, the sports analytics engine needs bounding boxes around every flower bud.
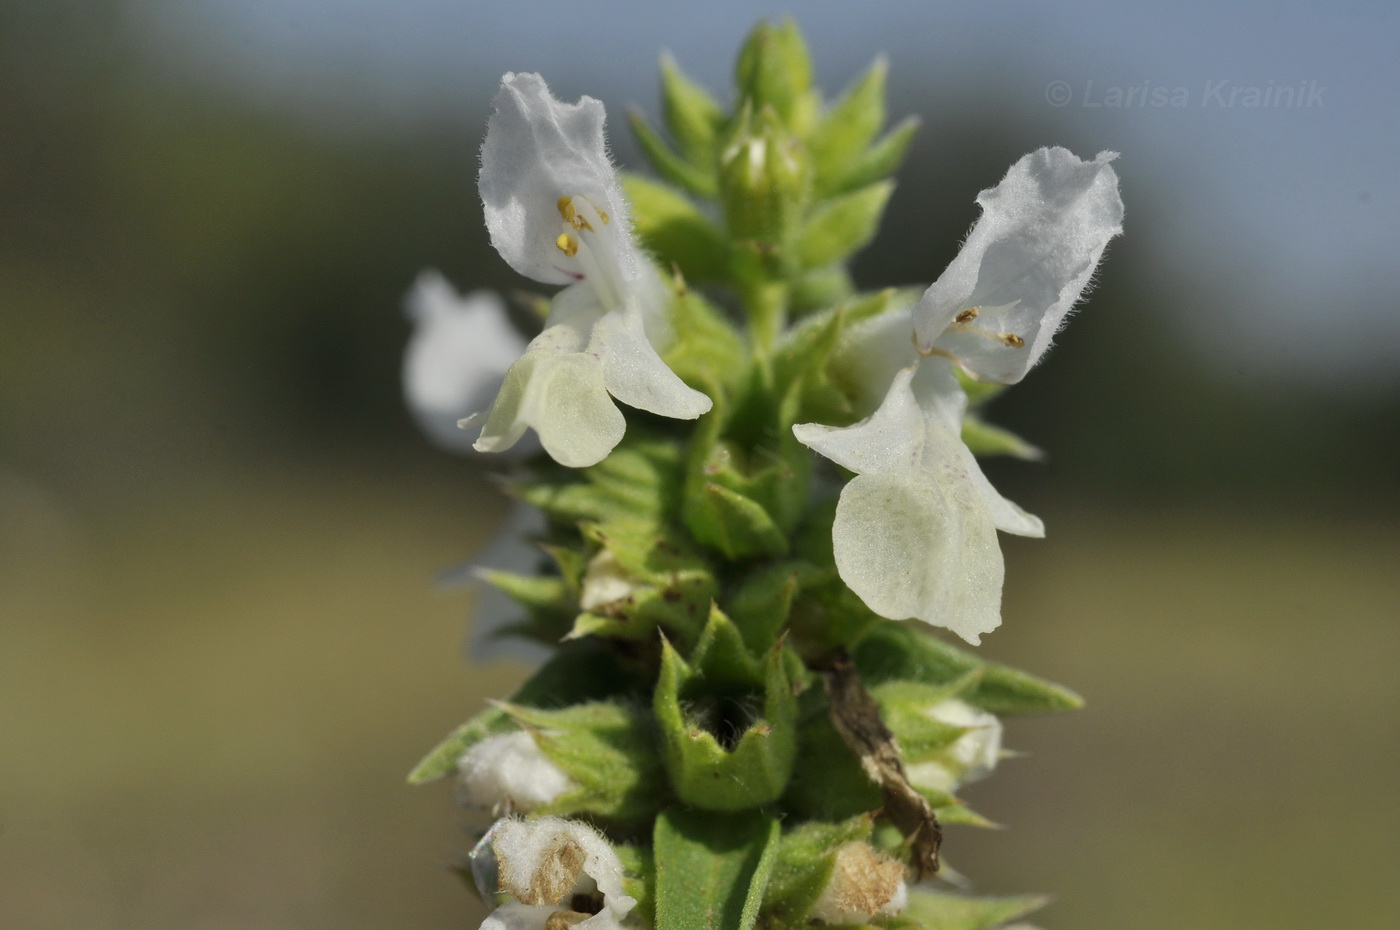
[904,699,1003,793]
[489,817,636,928]
[809,842,908,924]
[458,731,574,812]
[719,107,811,247]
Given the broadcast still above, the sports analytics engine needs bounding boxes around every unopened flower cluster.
[405,20,1120,930]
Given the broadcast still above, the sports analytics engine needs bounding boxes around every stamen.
[557,194,600,231]
[954,308,979,324]
[999,333,1025,348]
[913,330,960,363]
[555,233,579,257]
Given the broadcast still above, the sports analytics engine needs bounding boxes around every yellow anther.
[555,233,579,257]
[954,307,979,324]
[999,332,1026,348]
[557,194,595,231]
[597,207,610,225]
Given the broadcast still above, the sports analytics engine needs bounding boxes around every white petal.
[475,343,626,468]
[914,147,1124,383]
[480,73,639,287]
[591,307,711,420]
[793,366,924,476]
[480,902,554,930]
[457,731,574,811]
[832,467,1003,644]
[909,363,1045,538]
[403,272,530,453]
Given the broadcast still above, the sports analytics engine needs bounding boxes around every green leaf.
[515,432,683,526]
[900,889,1049,930]
[630,109,718,198]
[477,570,572,616]
[407,642,640,783]
[789,264,856,313]
[659,52,726,166]
[663,285,749,394]
[654,808,781,930]
[853,624,1084,715]
[623,175,729,281]
[872,675,985,762]
[727,560,829,651]
[688,605,765,689]
[616,844,657,926]
[782,689,881,820]
[962,415,1044,460]
[690,480,790,559]
[797,181,894,270]
[828,115,919,196]
[810,56,888,191]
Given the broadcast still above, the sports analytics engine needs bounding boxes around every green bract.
[405,16,1118,930]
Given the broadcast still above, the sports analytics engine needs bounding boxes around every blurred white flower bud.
[458,731,574,812]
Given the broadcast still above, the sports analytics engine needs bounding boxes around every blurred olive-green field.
[3,4,1398,929]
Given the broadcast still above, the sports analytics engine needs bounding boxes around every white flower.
[480,816,638,930]
[796,147,1122,643]
[904,699,1004,793]
[469,72,711,467]
[402,271,529,453]
[809,842,908,925]
[457,731,574,812]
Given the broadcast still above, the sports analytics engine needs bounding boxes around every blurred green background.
[3,2,1397,929]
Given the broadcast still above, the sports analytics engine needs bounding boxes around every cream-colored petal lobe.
[793,366,924,476]
[592,309,711,419]
[833,467,1003,645]
[473,348,624,468]
[523,354,626,468]
[915,147,1124,383]
[474,353,539,455]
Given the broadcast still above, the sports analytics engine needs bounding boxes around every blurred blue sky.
[137,0,1399,386]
